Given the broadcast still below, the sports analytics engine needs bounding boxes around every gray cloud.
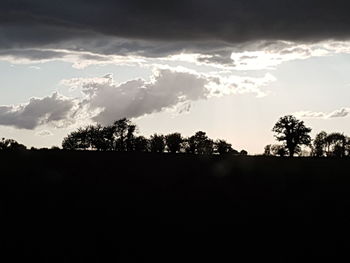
[80,69,209,125]
[3,1,350,44]
[0,93,75,129]
[328,108,350,118]
[1,0,350,62]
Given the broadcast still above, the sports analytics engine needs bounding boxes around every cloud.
[78,68,210,125]
[0,47,144,69]
[60,67,276,125]
[0,67,276,130]
[2,1,350,68]
[328,108,350,118]
[2,1,350,45]
[36,130,53,136]
[295,107,350,119]
[0,93,76,129]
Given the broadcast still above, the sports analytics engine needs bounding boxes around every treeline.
[0,138,26,151]
[264,115,350,157]
[265,131,350,157]
[1,115,350,157]
[61,118,247,155]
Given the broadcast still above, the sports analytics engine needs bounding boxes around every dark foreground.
[1,151,350,262]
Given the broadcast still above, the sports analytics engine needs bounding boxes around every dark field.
[1,151,350,262]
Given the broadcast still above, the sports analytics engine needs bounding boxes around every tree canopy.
[0,138,26,151]
[272,115,312,157]
[60,118,247,155]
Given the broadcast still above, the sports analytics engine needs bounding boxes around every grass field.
[1,151,350,262]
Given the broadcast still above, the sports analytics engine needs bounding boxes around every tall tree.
[126,124,137,152]
[113,118,130,152]
[272,115,312,157]
[113,118,137,152]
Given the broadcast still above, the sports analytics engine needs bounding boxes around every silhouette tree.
[325,132,347,157]
[0,138,26,151]
[113,118,132,152]
[240,150,248,156]
[271,144,288,157]
[183,136,196,154]
[51,146,60,151]
[149,134,165,153]
[134,136,149,152]
[313,131,328,157]
[202,138,214,155]
[88,124,110,151]
[165,133,183,153]
[126,124,137,152]
[191,131,214,154]
[76,127,90,150]
[62,131,84,150]
[102,125,116,151]
[263,144,272,156]
[272,115,312,157]
[215,140,233,155]
[61,120,139,151]
[0,137,9,150]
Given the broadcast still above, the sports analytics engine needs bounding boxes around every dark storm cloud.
[2,0,350,53]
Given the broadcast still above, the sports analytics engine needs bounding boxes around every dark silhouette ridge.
[1,115,350,261]
[1,151,350,261]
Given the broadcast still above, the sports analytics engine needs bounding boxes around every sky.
[1,0,350,154]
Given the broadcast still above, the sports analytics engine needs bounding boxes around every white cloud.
[0,67,277,130]
[36,130,54,136]
[295,107,350,119]
[59,67,276,125]
[207,73,276,98]
[77,68,210,125]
